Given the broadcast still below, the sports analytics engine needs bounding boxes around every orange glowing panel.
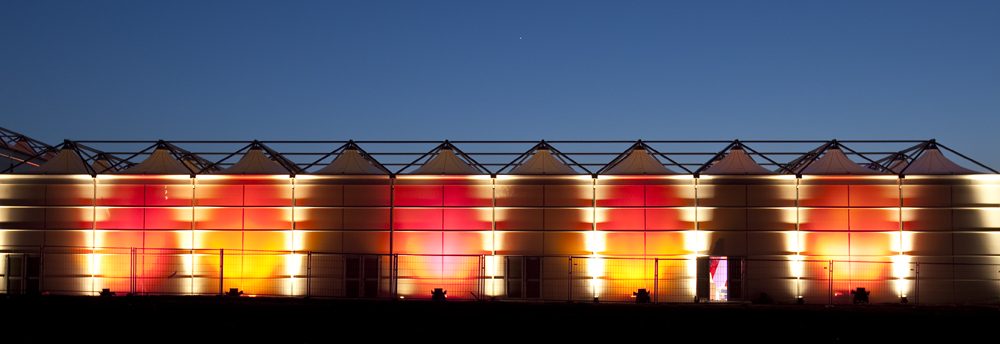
[95,207,144,230]
[494,231,543,255]
[293,185,343,206]
[342,231,389,254]
[799,208,849,231]
[144,208,193,230]
[902,208,951,231]
[543,232,590,255]
[96,185,144,206]
[443,231,491,255]
[543,208,593,230]
[902,185,951,207]
[144,185,193,206]
[644,231,690,256]
[195,207,243,230]
[393,208,443,230]
[645,208,694,230]
[849,209,899,231]
[849,185,899,207]
[798,185,848,207]
[244,185,292,206]
[195,185,243,206]
[45,184,94,206]
[596,231,644,256]
[596,208,645,230]
[442,208,492,230]
[495,208,543,230]
[144,230,191,249]
[343,185,391,206]
[443,185,493,207]
[393,185,442,206]
[596,185,644,207]
[243,231,288,251]
[849,232,896,256]
[800,232,849,256]
[243,207,291,230]
[544,185,593,207]
[342,208,390,230]
[645,185,694,207]
[45,207,94,229]
[293,208,343,230]
[0,184,45,205]
[393,231,443,254]
[495,185,543,207]
[96,230,144,248]
[193,230,242,250]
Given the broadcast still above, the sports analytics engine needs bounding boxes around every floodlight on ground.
[431,288,447,301]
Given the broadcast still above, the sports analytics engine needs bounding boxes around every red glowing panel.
[194,231,242,249]
[195,185,243,206]
[343,185,391,206]
[244,185,292,206]
[849,232,895,256]
[394,185,443,206]
[243,231,287,251]
[393,208,442,230]
[543,232,589,255]
[645,231,689,256]
[342,208,390,230]
[95,207,144,230]
[697,208,747,231]
[97,230,144,248]
[144,231,190,249]
[293,208,343,230]
[342,231,390,254]
[597,231,644,256]
[645,208,693,230]
[293,185,343,206]
[0,184,45,205]
[443,231,490,255]
[798,185,848,207]
[902,185,951,207]
[799,209,849,231]
[645,185,695,207]
[697,185,746,207]
[442,185,493,207]
[596,185,644,207]
[393,231,442,254]
[800,232,849,256]
[45,207,94,229]
[96,185,144,206]
[442,208,492,230]
[849,209,898,231]
[144,208,193,230]
[494,231,543,255]
[544,208,593,230]
[902,208,951,231]
[243,207,291,230]
[195,208,243,230]
[544,185,593,207]
[495,185,543,207]
[596,208,644,230]
[144,185,193,206]
[849,185,899,207]
[494,208,543,230]
[45,184,94,206]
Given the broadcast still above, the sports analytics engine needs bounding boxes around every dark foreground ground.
[2,295,997,341]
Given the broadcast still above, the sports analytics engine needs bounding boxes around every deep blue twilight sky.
[2,1,999,167]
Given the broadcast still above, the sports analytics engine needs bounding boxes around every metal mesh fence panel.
[395,255,482,300]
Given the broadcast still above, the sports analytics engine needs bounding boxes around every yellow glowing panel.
[849,232,896,256]
[243,231,289,251]
[595,231,644,256]
[544,232,590,255]
[644,231,693,256]
[799,232,849,256]
[193,231,243,250]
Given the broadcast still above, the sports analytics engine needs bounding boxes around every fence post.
[391,254,398,299]
[654,258,659,304]
[38,246,45,294]
[914,262,919,306]
[306,252,312,298]
[567,257,573,302]
[219,249,224,296]
[828,260,833,306]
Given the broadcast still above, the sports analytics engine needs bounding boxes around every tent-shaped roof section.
[313,141,389,175]
[408,141,485,175]
[506,141,581,175]
[700,142,774,175]
[22,141,94,175]
[799,142,884,175]
[600,141,676,175]
[218,141,292,175]
[903,143,981,175]
[119,141,195,175]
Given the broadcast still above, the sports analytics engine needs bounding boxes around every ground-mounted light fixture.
[851,288,870,303]
[431,288,447,301]
[633,289,650,304]
[226,288,243,297]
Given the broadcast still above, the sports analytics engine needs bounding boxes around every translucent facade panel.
[442,208,492,230]
[443,231,491,255]
[393,208,442,230]
[96,184,144,206]
[953,232,1000,256]
[902,208,952,231]
[495,208,543,230]
[596,231,644,256]
[0,184,46,205]
[443,185,493,207]
[293,185,342,206]
[645,208,694,230]
[697,185,746,207]
[799,208,849,231]
[194,230,243,249]
[295,231,342,252]
[495,185,543,207]
[243,207,291,230]
[849,208,899,231]
[394,185,442,206]
[293,208,342,230]
[195,185,243,206]
[953,209,1000,230]
[799,185,848,207]
[596,208,644,230]
[953,185,1000,207]
[45,207,94,229]
[543,185,592,207]
[747,185,796,207]
[645,185,695,207]
[700,231,747,256]
[0,207,46,229]
[747,208,795,231]
[342,185,390,206]
[96,230,144,248]
[144,230,191,249]
[244,231,288,251]
[0,230,44,246]
[244,185,292,207]
[902,185,951,207]
[904,232,953,256]
[849,232,896,256]
[194,207,243,230]
[849,185,899,207]
[46,184,94,206]
[145,185,193,206]
[45,230,93,247]
[747,231,795,256]
[800,232,849,256]
[645,231,691,256]
[144,208,192,230]
[543,208,593,230]
[342,208,390,230]
[595,185,644,207]
[495,231,543,255]
[95,207,143,229]
[393,231,442,254]
[543,232,589,255]
[697,208,746,231]
[342,231,389,254]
